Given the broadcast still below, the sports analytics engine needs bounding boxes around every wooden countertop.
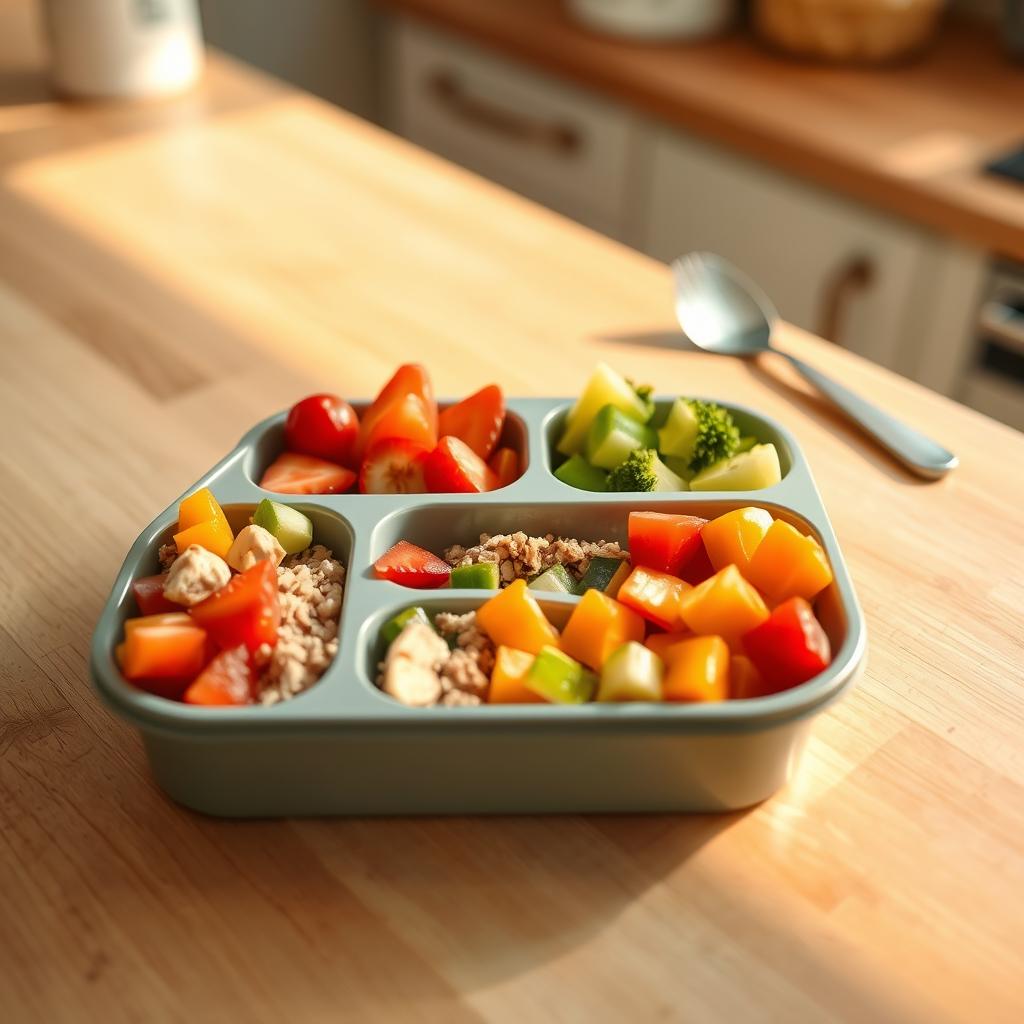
[2,3,1023,1021]
[379,0,1024,262]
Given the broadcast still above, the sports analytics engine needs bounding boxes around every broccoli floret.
[687,399,741,472]
[607,449,686,492]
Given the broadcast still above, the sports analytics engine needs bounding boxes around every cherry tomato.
[284,394,359,467]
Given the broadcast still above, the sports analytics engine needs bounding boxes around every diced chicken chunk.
[381,621,450,707]
[226,524,286,573]
[163,544,231,607]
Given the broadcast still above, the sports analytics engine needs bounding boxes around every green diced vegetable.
[556,363,651,456]
[689,443,782,491]
[598,641,664,702]
[658,398,741,472]
[584,405,659,470]
[449,563,500,589]
[662,454,695,481]
[576,557,631,598]
[607,449,688,493]
[528,564,576,594]
[253,498,313,554]
[525,645,598,704]
[554,454,608,492]
[379,606,430,647]
[736,435,757,454]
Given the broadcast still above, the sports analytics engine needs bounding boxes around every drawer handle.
[427,70,581,156]
[817,255,875,345]
[979,301,1024,355]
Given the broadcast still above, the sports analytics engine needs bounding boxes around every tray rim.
[89,395,867,738]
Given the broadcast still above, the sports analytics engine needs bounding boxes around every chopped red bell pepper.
[741,597,831,693]
[374,540,451,588]
[628,512,708,576]
[131,573,178,615]
[183,645,255,705]
[189,559,281,652]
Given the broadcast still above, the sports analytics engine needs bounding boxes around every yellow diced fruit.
[560,589,645,670]
[701,506,774,576]
[475,579,560,656]
[678,564,769,647]
[173,515,234,560]
[489,646,543,704]
[177,487,226,531]
[745,520,834,603]
[662,636,730,702]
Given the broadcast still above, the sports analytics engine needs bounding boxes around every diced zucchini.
[556,363,650,456]
[584,405,659,470]
[450,563,500,589]
[253,498,313,554]
[528,564,576,594]
[379,606,430,647]
[525,645,598,704]
[657,398,700,463]
[689,443,782,491]
[554,454,608,492]
[649,453,688,492]
[598,641,665,702]
[576,557,630,598]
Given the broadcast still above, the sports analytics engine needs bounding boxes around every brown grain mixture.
[444,532,627,586]
[254,544,345,705]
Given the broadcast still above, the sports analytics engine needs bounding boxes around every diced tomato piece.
[189,560,281,652]
[628,512,708,576]
[741,597,831,693]
[678,545,715,586]
[438,385,505,460]
[362,392,437,454]
[617,565,692,631]
[424,436,498,493]
[259,452,355,495]
[374,540,451,589]
[132,574,178,615]
[184,645,254,706]
[488,447,519,488]
[121,621,210,698]
[359,437,429,494]
[357,364,437,459]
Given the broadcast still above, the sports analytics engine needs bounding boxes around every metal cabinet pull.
[427,70,581,156]
[817,255,876,345]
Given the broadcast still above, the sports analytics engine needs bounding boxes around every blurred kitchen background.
[92,1,1024,429]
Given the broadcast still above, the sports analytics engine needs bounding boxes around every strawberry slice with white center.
[359,437,430,494]
[259,452,355,495]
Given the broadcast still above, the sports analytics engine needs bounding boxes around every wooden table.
[381,0,1024,262]
[1,5,1022,1022]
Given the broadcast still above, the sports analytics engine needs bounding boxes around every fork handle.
[782,353,958,480]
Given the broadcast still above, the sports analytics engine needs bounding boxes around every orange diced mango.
[560,589,645,670]
[488,646,543,704]
[178,487,226,531]
[729,655,768,700]
[701,506,773,575]
[475,579,559,656]
[662,636,729,702]
[745,520,834,604]
[678,564,769,647]
[173,515,234,560]
[123,612,191,635]
[121,623,208,681]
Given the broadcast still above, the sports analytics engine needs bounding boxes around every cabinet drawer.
[389,19,636,237]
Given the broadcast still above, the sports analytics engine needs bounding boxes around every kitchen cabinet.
[388,20,644,240]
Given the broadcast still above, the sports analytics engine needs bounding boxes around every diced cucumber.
[379,606,430,647]
[584,405,659,470]
[736,435,757,454]
[657,398,700,463]
[598,641,664,702]
[576,557,631,598]
[253,498,313,554]
[528,564,576,594]
[689,443,782,491]
[525,645,598,704]
[556,363,650,456]
[449,563,500,589]
[650,453,688,492]
[662,455,695,482]
[554,454,608,492]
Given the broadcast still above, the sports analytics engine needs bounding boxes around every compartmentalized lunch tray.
[90,398,867,817]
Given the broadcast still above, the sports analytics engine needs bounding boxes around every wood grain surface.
[1,3,1023,1021]
[378,0,1024,262]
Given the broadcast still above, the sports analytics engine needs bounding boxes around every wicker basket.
[753,0,945,63]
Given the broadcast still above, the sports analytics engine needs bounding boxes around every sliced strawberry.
[424,436,499,493]
[374,540,451,589]
[359,437,429,494]
[438,385,505,459]
[357,363,437,459]
[488,447,519,489]
[361,391,436,454]
[260,452,355,495]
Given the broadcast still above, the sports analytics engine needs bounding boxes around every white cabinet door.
[642,127,935,369]
[388,19,641,240]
